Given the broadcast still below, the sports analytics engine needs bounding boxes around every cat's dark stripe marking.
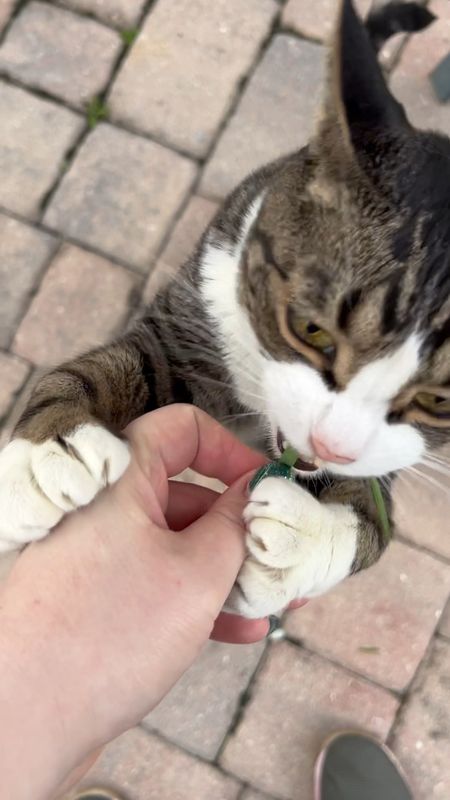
[253,227,289,281]
[381,275,402,334]
[54,368,98,402]
[304,267,331,311]
[135,351,157,412]
[322,370,337,391]
[337,288,363,330]
[171,377,195,406]
[133,323,167,408]
[391,217,415,262]
[17,396,66,425]
[428,316,450,354]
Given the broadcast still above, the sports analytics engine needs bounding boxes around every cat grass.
[248,445,303,491]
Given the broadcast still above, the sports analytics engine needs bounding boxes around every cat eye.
[414,392,450,418]
[288,313,336,357]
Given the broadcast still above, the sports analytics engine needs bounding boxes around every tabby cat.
[0,0,448,618]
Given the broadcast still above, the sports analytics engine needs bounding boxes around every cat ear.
[318,0,409,158]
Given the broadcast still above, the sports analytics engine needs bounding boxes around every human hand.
[0,405,271,800]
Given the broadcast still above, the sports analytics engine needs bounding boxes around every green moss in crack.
[86,97,109,129]
[120,28,139,46]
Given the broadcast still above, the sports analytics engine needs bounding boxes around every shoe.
[72,790,124,800]
[314,731,413,800]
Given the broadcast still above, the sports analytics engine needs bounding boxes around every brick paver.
[144,639,265,759]
[0,2,122,108]
[44,124,196,271]
[391,638,450,800]
[143,195,218,303]
[281,0,405,68]
[0,213,56,348]
[221,641,399,800]
[201,35,325,199]
[61,0,147,28]
[76,727,241,800]
[284,540,449,691]
[394,468,450,559]
[390,0,450,131]
[108,0,278,157]
[0,352,29,423]
[12,244,137,366]
[282,0,371,43]
[0,82,83,218]
[157,196,218,270]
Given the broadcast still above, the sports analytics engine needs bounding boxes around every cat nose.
[310,435,356,465]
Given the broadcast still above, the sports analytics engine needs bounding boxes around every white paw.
[227,477,358,618]
[0,424,130,552]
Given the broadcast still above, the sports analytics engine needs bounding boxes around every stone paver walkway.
[0,2,449,799]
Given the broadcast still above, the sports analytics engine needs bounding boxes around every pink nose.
[310,435,356,465]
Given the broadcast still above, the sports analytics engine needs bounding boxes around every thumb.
[184,471,253,591]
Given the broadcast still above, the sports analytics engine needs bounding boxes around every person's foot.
[72,790,124,800]
[314,731,413,800]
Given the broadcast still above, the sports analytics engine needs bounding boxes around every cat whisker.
[170,342,261,388]
[323,471,334,490]
[419,458,450,478]
[219,411,262,423]
[394,472,417,497]
[173,339,262,388]
[405,466,449,495]
[222,361,261,386]
[420,465,450,480]
[422,453,450,469]
[190,373,265,404]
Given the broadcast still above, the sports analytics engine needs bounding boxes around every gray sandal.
[314,731,413,800]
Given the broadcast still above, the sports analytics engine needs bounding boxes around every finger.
[182,473,253,600]
[211,612,269,643]
[186,472,250,549]
[166,481,220,530]
[125,406,265,501]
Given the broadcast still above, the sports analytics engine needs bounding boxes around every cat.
[0,0,448,618]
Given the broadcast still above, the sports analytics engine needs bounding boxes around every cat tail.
[366,1,436,54]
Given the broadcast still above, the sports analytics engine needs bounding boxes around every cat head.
[240,0,450,478]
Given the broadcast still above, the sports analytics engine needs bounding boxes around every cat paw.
[0,424,130,552]
[227,477,358,618]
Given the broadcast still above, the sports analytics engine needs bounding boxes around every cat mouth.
[276,430,318,472]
